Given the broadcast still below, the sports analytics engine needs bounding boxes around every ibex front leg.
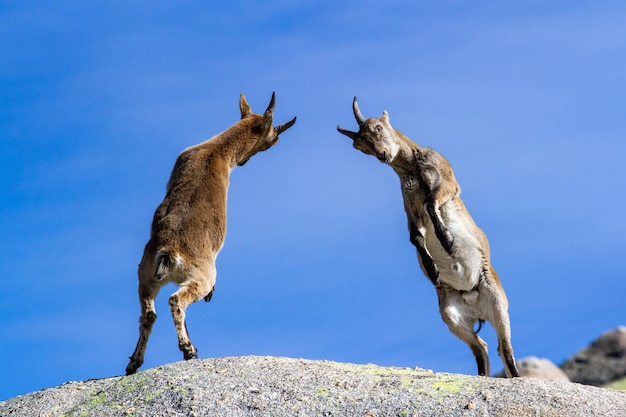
[418,168,455,255]
[408,216,440,286]
[425,197,454,255]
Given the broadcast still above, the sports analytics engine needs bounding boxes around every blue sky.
[2,1,626,400]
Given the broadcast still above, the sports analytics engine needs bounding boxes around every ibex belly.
[426,211,484,292]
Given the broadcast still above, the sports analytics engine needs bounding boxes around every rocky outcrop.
[2,356,625,417]
[561,326,626,386]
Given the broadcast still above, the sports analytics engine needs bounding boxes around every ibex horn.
[336,125,358,140]
[264,91,276,115]
[275,116,297,135]
[352,96,366,126]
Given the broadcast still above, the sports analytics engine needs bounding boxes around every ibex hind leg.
[126,282,160,375]
[169,265,216,361]
[438,289,490,376]
[479,272,520,378]
[490,302,520,377]
[498,338,519,377]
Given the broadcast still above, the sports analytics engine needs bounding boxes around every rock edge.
[2,356,626,417]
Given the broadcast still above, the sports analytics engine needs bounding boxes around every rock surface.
[2,356,626,417]
[561,326,626,386]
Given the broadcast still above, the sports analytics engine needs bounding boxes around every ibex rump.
[125,93,296,375]
[337,97,519,377]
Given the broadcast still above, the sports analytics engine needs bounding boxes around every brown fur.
[125,93,296,375]
[338,97,519,377]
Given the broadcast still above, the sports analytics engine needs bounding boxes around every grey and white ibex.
[125,92,296,375]
[337,97,519,377]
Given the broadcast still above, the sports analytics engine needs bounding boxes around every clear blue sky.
[2,1,626,400]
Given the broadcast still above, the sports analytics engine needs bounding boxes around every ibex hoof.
[125,358,142,375]
[181,344,197,360]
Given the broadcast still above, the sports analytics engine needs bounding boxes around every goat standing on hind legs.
[125,93,296,375]
[337,97,519,378]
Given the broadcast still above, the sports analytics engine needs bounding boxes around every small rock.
[494,356,570,381]
[518,357,570,381]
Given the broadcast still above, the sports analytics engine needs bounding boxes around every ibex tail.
[154,250,182,281]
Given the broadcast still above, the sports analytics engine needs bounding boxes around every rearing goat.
[125,93,296,375]
[337,98,519,377]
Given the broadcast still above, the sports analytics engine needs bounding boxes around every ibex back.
[338,97,519,377]
[125,93,296,375]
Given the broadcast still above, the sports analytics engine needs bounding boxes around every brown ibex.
[125,92,296,375]
[337,97,519,377]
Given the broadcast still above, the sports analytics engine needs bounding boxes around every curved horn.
[264,91,276,115]
[336,125,359,140]
[352,96,366,126]
[275,116,297,135]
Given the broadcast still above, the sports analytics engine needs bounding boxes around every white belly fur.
[424,207,484,292]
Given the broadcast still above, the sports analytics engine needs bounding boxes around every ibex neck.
[194,123,259,169]
[388,130,424,177]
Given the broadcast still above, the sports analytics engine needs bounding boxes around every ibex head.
[237,92,297,166]
[337,97,400,164]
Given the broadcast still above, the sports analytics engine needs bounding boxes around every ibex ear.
[381,110,390,124]
[239,92,252,119]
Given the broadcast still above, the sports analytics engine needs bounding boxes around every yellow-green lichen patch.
[88,391,107,408]
[329,362,472,394]
[605,377,626,391]
[116,374,149,393]
[416,375,477,402]
[330,362,434,379]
